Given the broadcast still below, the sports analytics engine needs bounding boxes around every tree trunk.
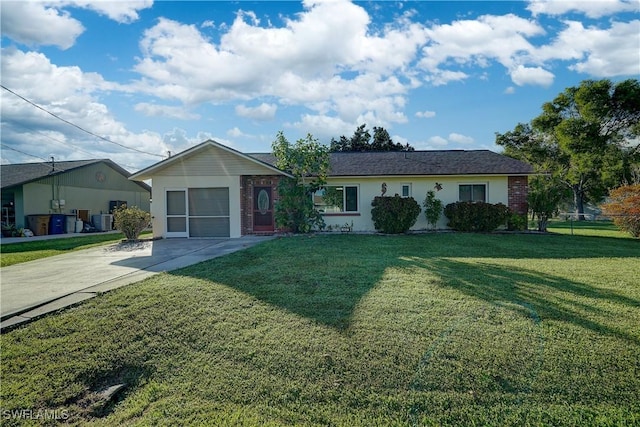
[573,186,586,221]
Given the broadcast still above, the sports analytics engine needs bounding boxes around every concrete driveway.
[1,236,273,329]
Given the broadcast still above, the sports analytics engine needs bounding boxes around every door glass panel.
[167,217,186,232]
[167,191,186,215]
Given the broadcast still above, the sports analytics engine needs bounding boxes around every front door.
[166,189,188,237]
[253,186,274,233]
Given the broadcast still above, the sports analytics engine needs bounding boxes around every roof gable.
[130,140,291,180]
[1,159,150,192]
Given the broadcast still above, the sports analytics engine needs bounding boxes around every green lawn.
[546,219,629,238]
[0,232,152,267]
[1,232,639,426]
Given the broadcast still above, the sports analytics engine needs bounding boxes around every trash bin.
[65,215,76,233]
[27,215,50,236]
[50,214,66,234]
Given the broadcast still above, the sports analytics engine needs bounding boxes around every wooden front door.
[253,186,274,232]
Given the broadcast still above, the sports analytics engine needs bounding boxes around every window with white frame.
[314,185,359,213]
[459,184,486,202]
[401,183,412,197]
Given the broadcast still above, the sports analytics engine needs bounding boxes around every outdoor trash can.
[27,215,50,236]
[50,214,66,234]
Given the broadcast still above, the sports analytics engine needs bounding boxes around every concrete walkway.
[1,236,274,330]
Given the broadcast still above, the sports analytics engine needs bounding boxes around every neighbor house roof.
[1,159,151,191]
[250,150,533,177]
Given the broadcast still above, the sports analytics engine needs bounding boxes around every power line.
[1,143,51,163]
[11,122,97,159]
[8,123,148,171]
[1,84,164,158]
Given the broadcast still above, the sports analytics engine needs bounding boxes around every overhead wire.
[1,84,164,158]
[1,143,50,162]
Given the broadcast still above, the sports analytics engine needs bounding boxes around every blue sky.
[1,0,639,172]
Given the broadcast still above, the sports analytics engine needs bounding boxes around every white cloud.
[235,103,278,121]
[428,136,449,146]
[0,1,152,49]
[504,86,516,94]
[287,114,355,142]
[0,2,84,49]
[425,69,469,86]
[448,133,474,144]
[527,0,639,18]
[510,65,555,87]
[227,127,253,138]
[132,1,429,128]
[134,103,200,120]
[66,0,153,24]
[420,14,544,73]
[0,48,167,170]
[534,20,640,77]
[416,110,436,118]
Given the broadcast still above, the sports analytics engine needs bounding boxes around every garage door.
[188,188,230,237]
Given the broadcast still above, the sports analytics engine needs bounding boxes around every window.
[401,184,411,198]
[314,185,359,213]
[459,184,486,202]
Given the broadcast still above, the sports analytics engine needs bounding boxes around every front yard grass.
[0,231,152,267]
[1,232,639,426]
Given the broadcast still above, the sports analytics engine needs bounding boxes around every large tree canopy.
[496,79,640,218]
[330,124,414,152]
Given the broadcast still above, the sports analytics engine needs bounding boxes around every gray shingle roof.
[1,159,150,191]
[250,150,533,176]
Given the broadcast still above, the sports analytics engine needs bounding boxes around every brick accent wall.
[508,176,529,215]
[240,175,286,235]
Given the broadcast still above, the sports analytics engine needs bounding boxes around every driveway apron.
[1,236,273,329]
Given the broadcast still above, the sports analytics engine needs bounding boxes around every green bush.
[274,178,325,233]
[423,190,443,230]
[113,206,151,241]
[507,213,528,231]
[444,201,511,232]
[371,195,421,234]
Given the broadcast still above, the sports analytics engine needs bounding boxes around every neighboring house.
[130,139,533,239]
[1,159,151,232]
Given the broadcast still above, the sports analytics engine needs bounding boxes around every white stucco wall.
[322,176,509,232]
[150,175,242,238]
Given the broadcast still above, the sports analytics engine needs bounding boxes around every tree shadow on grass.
[168,234,639,338]
[400,256,640,346]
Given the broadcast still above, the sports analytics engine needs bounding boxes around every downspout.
[51,157,56,212]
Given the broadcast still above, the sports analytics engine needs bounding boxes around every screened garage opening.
[188,188,230,237]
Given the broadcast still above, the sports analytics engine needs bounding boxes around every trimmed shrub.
[601,184,640,237]
[444,201,511,232]
[113,206,151,241]
[371,195,421,234]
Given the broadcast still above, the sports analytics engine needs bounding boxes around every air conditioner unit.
[92,214,113,231]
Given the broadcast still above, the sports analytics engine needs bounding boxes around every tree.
[423,190,443,230]
[330,124,414,152]
[527,176,567,232]
[496,79,640,220]
[272,131,330,233]
[601,184,640,237]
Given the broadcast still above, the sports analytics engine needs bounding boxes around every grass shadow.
[400,256,640,345]
[169,233,638,335]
